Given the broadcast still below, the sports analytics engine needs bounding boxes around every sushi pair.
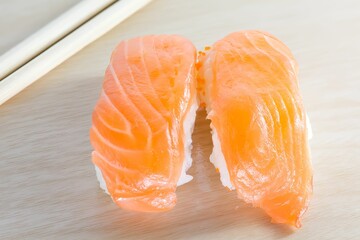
[90,31,313,228]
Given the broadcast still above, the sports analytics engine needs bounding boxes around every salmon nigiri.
[198,31,313,227]
[90,35,198,212]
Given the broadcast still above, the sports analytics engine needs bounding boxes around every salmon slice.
[90,35,198,212]
[198,31,313,227]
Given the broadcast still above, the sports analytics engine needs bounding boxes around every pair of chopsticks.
[0,0,153,105]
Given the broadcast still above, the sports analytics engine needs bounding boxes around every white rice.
[209,126,236,190]
[95,165,109,194]
[177,101,199,186]
[201,52,236,190]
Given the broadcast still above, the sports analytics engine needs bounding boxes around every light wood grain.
[0,0,153,105]
[0,0,115,79]
[1,0,360,239]
[0,0,82,54]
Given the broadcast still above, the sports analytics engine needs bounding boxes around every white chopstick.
[0,0,116,80]
[0,0,153,106]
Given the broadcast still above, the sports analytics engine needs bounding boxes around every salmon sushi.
[90,35,198,212]
[198,30,313,227]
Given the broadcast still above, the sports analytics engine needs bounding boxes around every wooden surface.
[1,0,359,239]
[0,0,82,55]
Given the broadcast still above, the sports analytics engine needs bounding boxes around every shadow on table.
[89,110,294,239]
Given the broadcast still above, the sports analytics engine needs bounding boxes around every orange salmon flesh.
[90,35,197,212]
[90,31,313,227]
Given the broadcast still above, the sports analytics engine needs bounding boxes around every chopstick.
[0,0,153,106]
[0,0,116,80]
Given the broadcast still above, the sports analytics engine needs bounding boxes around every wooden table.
[1,0,359,239]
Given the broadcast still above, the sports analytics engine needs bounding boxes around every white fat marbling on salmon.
[95,101,199,194]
